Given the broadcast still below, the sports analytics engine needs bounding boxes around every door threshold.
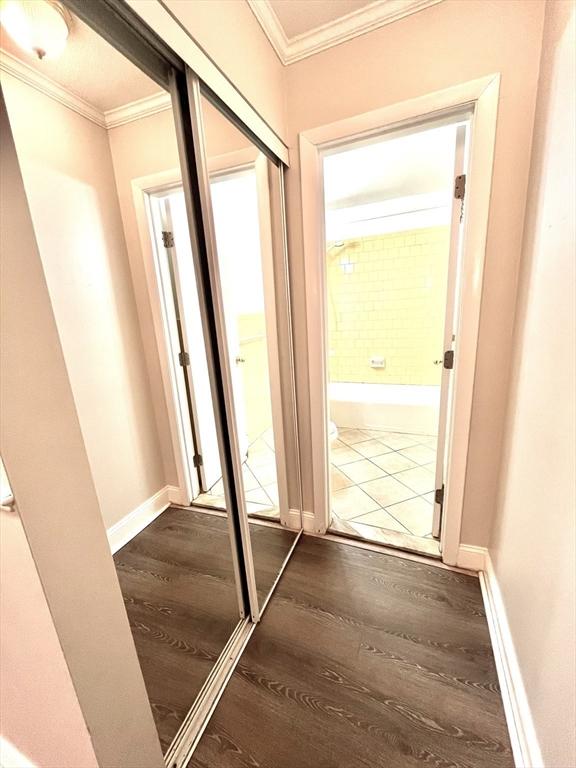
[180,502,286,530]
[311,529,476,576]
[329,515,441,558]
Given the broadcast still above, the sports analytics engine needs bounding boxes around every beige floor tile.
[394,466,435,494]
[262,483,279,506]
[209,479,224,495]
[338,428,371,445]
[330,444,364,466]
[359,475,415,507]
[377,432,422,450]
[385,497,433,537]
[353,439,392,459]
[331,465,354,490]
[363,429,390,439]
[247,502,278,517]
[340,459,387,484]
[242,464,261,491]
[371,452,417,474]
[423,491,436,504]
[248,460,277,487]
[399,444,437,465]
[245,487,273,506]
[331,485,380,520]
[353,507,410,533]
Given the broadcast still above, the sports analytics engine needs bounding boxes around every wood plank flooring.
[113,506,296,752]
[191,535,513,768]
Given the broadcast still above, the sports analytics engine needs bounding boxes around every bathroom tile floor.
[192,424,441,557]
[193,428,280,520]
[329,426,441,556]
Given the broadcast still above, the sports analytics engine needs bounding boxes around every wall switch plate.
[370,356,385,369]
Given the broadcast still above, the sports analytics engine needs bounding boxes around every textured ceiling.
[0,13,160,112]
[268,0,376,39]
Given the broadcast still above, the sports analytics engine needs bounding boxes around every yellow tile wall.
[327,226,450,385]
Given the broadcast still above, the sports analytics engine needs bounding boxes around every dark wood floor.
[114,506,296,752]
[191,535,513,768]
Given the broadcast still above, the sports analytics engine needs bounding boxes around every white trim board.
[107,485,180,554]
[480,554,544,768]
[247,0,444,65]
[456,544,487,571]
[298,74,500,567]
[0,48,172,129]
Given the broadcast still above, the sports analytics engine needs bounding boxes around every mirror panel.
[196,93,299,607]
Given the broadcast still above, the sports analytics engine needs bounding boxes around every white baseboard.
[107,485,172,554]
[479,553,543,768]
[167,484,185,505]
[456,544,487,571]
[301,509,319,533]
[287,507,302,529]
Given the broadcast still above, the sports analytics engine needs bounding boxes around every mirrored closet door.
[2,0,301,762]
[185,80,300,616]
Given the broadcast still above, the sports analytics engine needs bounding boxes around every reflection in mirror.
[196,94,299,606]
[0,16,241,754]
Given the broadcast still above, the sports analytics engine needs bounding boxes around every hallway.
[191,536,513,768]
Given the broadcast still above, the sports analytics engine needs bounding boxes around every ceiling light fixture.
[0,0,71,60]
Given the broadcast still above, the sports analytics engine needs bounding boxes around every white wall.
[2,74,166,529]
[489,2,576,765]
[284,0,546,545]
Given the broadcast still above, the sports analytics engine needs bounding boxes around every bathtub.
[329,382,440,435]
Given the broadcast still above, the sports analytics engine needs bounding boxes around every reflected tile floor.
[193,428,280,520]
[330,426,440,554]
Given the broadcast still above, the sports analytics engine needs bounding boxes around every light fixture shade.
[0,0,70,60]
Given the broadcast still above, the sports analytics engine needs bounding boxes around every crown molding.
[0,49,106,127]
[103,91,171,128]
[0,49,171,129]
[248,0,444,65]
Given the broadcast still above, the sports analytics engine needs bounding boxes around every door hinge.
[162,230,175,248]
[454,174,466,200]
[193,454,203,468]
[444,349,454,369]
[435,485,445,506]
[178,351,190,367]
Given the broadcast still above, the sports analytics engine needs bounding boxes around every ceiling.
[323,122,458,209]
[268,0,376,39]
[248,0,443,64]
[0,13,159,113]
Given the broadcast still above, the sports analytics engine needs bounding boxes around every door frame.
[299,74,500,566]
[131,152,292,528]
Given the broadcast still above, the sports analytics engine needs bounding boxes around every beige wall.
[489,2,576,765]
[163,0,287,142]
[0,91,163,766]
[107,108,181,487]
[2,75,165,529]
[0,504,98,768]
[106,102,257,490]
[284,0,546,544]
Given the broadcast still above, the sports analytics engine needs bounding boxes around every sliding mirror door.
[1,6,250,756]
[188,83,300,611]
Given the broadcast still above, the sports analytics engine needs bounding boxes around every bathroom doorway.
[322,116,470,556]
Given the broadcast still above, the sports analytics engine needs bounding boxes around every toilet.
[329,420,339,445]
